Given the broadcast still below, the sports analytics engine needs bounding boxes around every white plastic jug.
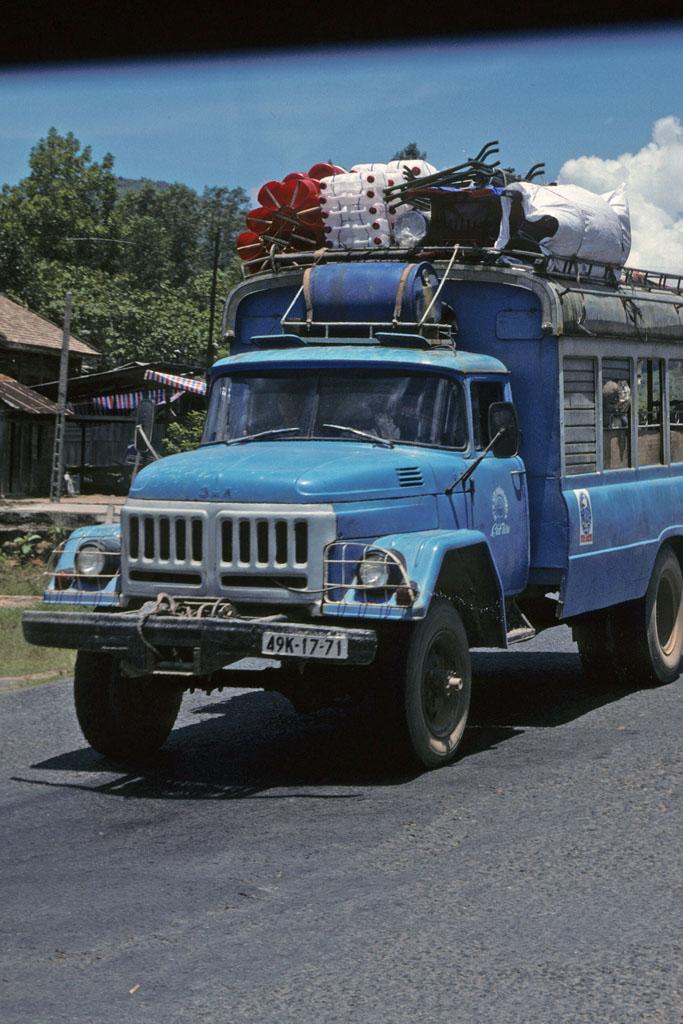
[322,204,388,228]
[319,173,363,197]
[393,210,429,247]
[327,225,391,249]
[386,201,412,223]
[385,159,437,178]
[350,163,388,173]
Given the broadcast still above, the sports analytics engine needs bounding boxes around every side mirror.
[134,399,156,456]
[488,401,520,458]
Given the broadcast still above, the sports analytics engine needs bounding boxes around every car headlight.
[75,543,108,577]
[74,541,120,580]
[358,551,391,588]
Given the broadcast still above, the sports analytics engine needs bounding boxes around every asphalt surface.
[1,626,681,1024]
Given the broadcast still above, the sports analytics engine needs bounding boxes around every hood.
[129,440,458,504]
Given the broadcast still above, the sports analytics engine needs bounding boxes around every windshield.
[203,369,467,449]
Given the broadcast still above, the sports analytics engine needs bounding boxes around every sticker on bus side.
[574,489,593,546]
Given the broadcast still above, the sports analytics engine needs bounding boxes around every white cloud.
[559,116,683,274]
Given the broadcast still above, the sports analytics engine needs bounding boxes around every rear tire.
[619,546,683,686]
[572,610,621,686]
[74,651,183,761]
[573,545,683,688]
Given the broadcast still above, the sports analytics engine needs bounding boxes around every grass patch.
[0,556,45,596]
[0,602,75,682]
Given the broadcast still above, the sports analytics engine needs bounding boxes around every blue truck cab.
[24,250,683,768]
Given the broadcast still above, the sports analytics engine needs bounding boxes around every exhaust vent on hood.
[396,467,423,487]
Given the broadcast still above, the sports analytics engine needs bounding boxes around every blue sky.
[0,23,681,199]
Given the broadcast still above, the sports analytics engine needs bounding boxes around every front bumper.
[22,610,377,676]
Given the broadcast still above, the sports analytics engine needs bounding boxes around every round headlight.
[358,552,390,588]
[75,543,107,577]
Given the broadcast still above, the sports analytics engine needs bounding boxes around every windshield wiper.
[223,427,301,446]
[322,423,394,449]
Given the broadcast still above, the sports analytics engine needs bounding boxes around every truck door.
[468,379,530,594]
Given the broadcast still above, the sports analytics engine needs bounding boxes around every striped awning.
[144,369,207,395]
[67,388,175,414]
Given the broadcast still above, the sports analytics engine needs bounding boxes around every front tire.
[399,599,472,769]
[74,651,183,761]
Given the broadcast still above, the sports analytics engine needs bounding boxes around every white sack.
[500,181,631,265]
[600,182,632,262]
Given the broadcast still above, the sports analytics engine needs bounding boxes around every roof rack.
[620,265,683,294]
[240,245,683,298]
[250,330,439,350]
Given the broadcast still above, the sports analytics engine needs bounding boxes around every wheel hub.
[656,573,678,654]
[422,643,463,738]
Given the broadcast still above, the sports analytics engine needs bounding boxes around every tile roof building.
[0,373,60,416]
[0,293,99,386]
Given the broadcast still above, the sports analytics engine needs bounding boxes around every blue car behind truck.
[23,251,683,768]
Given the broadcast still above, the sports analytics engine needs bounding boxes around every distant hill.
[116,176,175,196]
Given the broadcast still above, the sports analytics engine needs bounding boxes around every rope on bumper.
[134,592,238,660]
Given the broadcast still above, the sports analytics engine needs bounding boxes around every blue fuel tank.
[305,261,441,325]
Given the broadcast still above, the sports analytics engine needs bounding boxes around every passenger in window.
[373,405,401,440]
[602,379,631,428]
[603,376,631,468]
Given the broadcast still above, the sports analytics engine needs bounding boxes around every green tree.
[112,182,203,288]
[391,143,428,161]
[0,128,117,288]
[200,186,250,271]
[0,128,249,372]
[162,410,206,455]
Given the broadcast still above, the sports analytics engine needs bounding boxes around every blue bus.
[24,249,683,769]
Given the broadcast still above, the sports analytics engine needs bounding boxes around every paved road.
[1,627,681,1024]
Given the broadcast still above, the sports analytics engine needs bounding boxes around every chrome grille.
[218,513,309,570]
[126,509,206,573]
[121,500,336,606]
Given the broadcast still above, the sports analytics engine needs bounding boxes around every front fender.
[44,523,122,606]
[370,528,506,645]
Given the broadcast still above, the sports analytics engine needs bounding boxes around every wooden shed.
[0,375,60,497]
[35,362,205,495]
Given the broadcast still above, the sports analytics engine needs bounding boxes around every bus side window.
[637,358,664,465]
[669,360,683,462]
[564,357,597,475]
[471,380,504,449]
[603,358,632,470]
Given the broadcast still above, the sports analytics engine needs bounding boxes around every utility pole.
[49,291,72,503]
[206,227,221,369]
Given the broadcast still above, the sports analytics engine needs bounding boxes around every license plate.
[261,631,348,660]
